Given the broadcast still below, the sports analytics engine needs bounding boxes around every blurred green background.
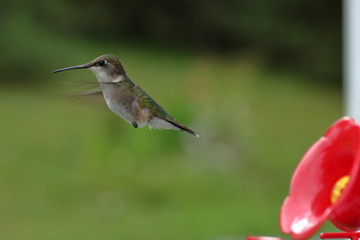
[0,0,343,239]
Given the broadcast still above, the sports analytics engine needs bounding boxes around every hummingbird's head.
[53,54,126,82]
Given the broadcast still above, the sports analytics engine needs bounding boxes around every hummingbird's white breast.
[90,66,135,125]
[100,83,136,126]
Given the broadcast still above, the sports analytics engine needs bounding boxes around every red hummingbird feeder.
[279,117,360,239]
[248,117,360,240]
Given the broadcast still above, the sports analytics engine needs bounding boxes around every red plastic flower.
[279,117,360,240]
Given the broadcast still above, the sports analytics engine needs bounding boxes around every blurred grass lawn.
[0,34,343,239]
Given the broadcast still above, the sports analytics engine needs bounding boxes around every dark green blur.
[1,0,341,84]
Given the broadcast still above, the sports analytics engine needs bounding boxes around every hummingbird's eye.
[98,60,106,66]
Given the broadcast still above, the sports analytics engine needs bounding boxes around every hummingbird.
[53,54,199,137]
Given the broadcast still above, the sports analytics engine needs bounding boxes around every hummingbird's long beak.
[53,65,88,73]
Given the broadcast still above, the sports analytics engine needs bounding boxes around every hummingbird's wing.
[58,78,108,109]
[71,90,103,96]
[60,80,105,101]
[134,85,199,137]
[59,90,108,110]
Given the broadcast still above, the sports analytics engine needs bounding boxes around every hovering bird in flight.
[53,54,199,137]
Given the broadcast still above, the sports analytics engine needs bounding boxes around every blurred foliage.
[1,0,341,84]
[0,47,343,238]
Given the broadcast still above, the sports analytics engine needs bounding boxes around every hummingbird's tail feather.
[165,119,199,138]
[148,117,199,137]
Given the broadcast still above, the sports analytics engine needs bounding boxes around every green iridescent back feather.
[116,75,175,121]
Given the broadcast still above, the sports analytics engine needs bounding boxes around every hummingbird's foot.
[132,121,138,128]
